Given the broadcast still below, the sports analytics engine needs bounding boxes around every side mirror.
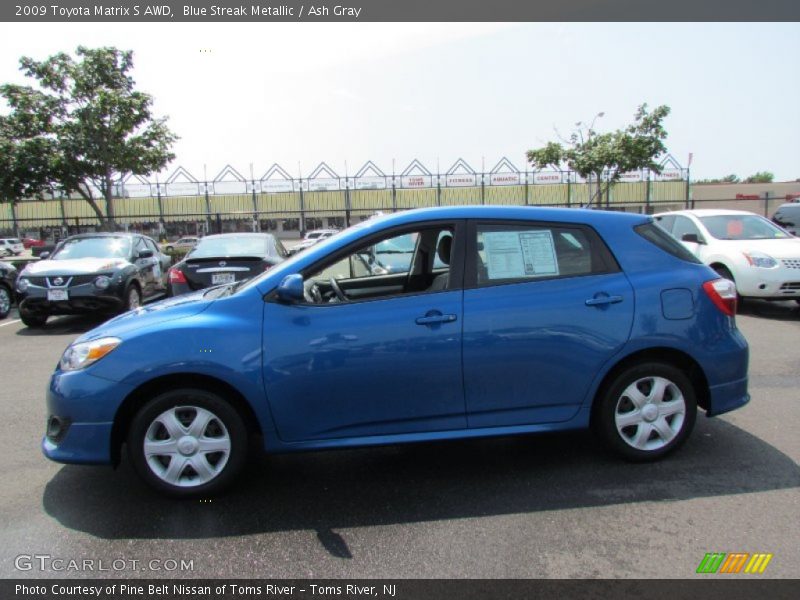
[277,274,305,303]
[681,233,705,245]
[138,249,154,259]
[39,251,50,260]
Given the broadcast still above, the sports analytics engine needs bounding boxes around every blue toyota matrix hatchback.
[44,206,749,496]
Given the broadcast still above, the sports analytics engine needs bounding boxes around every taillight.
[702,278,737,316]
[168,267,187,284]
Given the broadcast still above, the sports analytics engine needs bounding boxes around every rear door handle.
[585,294,623,307]
[416,313,457,325]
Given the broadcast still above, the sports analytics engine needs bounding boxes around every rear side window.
[635,222,701,263]
[473,223,617,287]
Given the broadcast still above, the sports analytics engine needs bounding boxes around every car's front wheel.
[594,362,697,461]
[123,284,142,312]
[19,306,47,328]
[127,389,248,496]
[0,285,11,320]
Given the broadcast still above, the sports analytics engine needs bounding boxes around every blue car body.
[43,206,749,472]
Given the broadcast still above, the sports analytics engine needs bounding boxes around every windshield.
[375,233,417,254]
[188,236,270,258]
[51,237,131,260]
[699,215,791,240]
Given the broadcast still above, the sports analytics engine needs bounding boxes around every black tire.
[593,362,697,462]
[127,388,248,497]
[0,285,11,320]
[123,283,142,312]
[19,307,47,328]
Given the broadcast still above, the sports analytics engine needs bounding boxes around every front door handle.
[416,312,458,326]
[585,294,623,307]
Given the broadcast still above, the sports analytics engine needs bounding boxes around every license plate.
[212,273,235,285]
[47,289,69,301]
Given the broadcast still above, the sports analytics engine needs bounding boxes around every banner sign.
[655,169,684,181]
[490,173,522,186]
[308,178,340,192]
[401,175,432,188]
[261,180,294,193]
[166,182,200,196]
[533,172,563,184]
[213,181,248,195]
[356,177,388,190]
[123,185,152,198]
[618,171,643,182]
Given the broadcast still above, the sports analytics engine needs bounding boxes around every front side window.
[474,223,612,286]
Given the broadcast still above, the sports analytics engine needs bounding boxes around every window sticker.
[482,230,559,280]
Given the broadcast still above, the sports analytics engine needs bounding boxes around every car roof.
[361,205,649,227]
[199,233,275,240]
[65,232,143,240]
[654,209,758,218]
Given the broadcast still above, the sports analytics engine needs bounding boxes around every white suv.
[654,209,800,303]
[0,238,24,257]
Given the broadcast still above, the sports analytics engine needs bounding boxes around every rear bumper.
[706,376,750,417]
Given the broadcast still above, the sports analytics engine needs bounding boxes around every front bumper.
[736,264,800,299]
[19,282,126,315]
[42,369,134,465]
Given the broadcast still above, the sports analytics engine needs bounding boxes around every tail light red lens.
[702,278,737,316]
[168,268,187,284]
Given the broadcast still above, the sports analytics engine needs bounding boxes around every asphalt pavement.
[0,299,797,579]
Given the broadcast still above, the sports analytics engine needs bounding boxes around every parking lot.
[0,299,797,579]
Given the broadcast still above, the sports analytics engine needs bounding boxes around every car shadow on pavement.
[42,416,800,558]
[739,299,800,321]
[15,314,109,335]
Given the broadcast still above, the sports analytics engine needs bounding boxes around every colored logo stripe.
[697,553,726,574]
[744,554,773,574]
[720,553,749,573]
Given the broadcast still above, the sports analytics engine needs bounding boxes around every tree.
[694,174,740,184]
[527,104,671,207]
[0,46,177,229]
[744,171,774,184]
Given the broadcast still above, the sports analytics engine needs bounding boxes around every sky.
[0,22,798,182]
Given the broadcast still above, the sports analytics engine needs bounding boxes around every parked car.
[162,236,199,254]
[43,206,749,496]
[0,238,24,257]
[654,209,800,305]
[288,229,340,255]
[16,233,172,328]
[22,237,47,249]
[772,202,800,236]
[0,260,17,319]
[167,233,287,296]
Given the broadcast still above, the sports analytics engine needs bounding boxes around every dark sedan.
[15,233,171,328]
[167,233,286,296]
[0,260,17,320]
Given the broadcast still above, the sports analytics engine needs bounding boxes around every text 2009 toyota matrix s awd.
[43,206,749,496]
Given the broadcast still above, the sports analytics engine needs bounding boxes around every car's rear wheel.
[124,284,141,312]
[19,307,47,328]
[127,389,248,497]
[594,362,697,461]
[0,285,11,319]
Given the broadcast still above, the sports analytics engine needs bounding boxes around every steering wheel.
[304,281,323,304]
[329,277,349,302]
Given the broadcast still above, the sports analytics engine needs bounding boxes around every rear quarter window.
[635,222,701,263]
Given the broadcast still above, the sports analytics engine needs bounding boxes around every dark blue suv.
[43,206,749,496]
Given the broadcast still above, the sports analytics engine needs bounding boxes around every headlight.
[59,337,121,372]
[17,277,29,293]
[743,251,778,269]
[94,275,111,289]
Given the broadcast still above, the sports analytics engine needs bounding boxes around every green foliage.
[527,104,671,207]
[744,171,774,184]
[694,174,740,184]
[0,46,177,229]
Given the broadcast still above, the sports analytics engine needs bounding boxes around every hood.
[725,237,800,258]
[76,289,214,343]
[22,257,130,276]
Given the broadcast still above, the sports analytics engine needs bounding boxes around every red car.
[22,238,46,249]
